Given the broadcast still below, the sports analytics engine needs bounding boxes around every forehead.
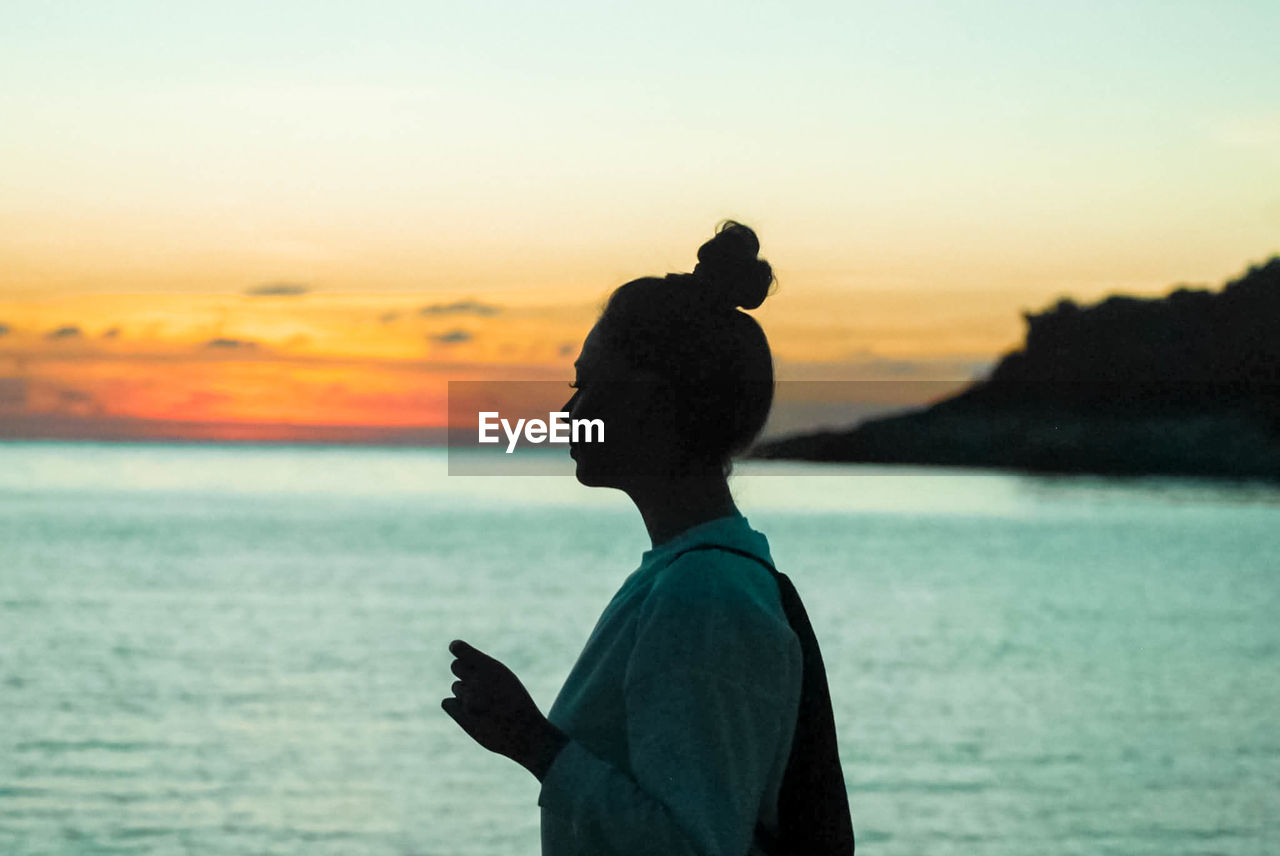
[574,325,610,370]
[574,324,643,378]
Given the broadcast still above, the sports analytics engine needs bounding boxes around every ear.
[627,370,677,424]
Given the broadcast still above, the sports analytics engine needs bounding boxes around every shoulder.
[653,548,778,608]
[642,549,792,648]
[631,548,801,696]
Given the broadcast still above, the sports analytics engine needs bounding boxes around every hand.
[442,639,568,779]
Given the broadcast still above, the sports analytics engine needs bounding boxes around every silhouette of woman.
[443,221,852,855]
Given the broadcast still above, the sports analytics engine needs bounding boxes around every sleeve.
[537,555,797,856]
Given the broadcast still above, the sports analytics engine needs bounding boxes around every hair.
[594,220,776,472]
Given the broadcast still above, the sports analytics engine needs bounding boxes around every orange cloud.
[45,325,83,341]
[0,283,1014,443]
[244,282,310,296]
[418,299,501,316]
[427,329,473,345]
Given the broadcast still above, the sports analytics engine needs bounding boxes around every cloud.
[427,329,473,345]
[45,325,82,340]
[0,377,26,410]
[418,299,501,317]
[245,282,310,296]
[57,388,101,415]
[774,354,994,382]
[101,327,121,339]
[205,337,258,349]
[860,357,934,377]
[558,342,576,357]
[379,311,400,324]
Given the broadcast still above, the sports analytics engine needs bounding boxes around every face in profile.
[562,325,679,488]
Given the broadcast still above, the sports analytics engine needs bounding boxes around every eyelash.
[567,382,580,390]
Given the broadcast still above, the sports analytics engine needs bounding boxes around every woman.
[443,222,852,855]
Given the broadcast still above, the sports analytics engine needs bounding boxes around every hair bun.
[692,220,774,311]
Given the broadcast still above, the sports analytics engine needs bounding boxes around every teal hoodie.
[539,512,803,855]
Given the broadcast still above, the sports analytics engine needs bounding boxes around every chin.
[572,457,621,489]
[573,462,607,488]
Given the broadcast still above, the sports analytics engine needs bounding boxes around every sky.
[2,1,1277,442]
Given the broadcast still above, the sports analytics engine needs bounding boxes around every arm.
[538,558,798,856]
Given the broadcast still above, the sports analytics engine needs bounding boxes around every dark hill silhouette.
[753,257,1280,480]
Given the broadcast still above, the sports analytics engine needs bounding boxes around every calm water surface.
[2,442,1278,855]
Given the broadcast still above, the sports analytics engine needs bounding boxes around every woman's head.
[565,221,776,484]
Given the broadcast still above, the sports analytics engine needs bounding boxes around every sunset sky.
[2,2,1277,442]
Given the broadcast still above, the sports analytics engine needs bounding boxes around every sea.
[2,441,1278,856]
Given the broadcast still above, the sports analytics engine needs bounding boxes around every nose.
[562,389,580,415]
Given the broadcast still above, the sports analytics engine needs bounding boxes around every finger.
[448,639,472,656]
[442,698,492,751]
[451,658,477,679]
[449,639,497,666]
[443,696,487,728]
[452,680,492,714]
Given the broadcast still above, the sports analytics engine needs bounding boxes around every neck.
[623,469,739,548]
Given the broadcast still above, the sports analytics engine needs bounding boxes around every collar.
[640,511,773,570]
